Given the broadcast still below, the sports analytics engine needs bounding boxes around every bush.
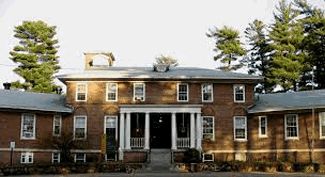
[182,148,201,163]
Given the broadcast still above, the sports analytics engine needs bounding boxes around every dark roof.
[0,89,73,113]
[248,89,325,114]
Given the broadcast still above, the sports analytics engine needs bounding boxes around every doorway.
[150,113,171,148]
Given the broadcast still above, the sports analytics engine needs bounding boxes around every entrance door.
[105,116,117,160]
[150,113,171,148]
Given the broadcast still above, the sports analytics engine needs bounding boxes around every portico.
[118,104,202,160]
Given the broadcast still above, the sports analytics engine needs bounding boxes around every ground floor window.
[285,114,299,139]
[234,116,247,141]
[52,152,60,163]
[74,153,86,163]
[202,116,214,140]
[21,152,33,164]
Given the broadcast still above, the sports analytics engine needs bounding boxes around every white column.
[196,113,202,151]
[125,112,131,149]
[144,112,150,149]
[171,112,177,150]
[119,112,125,160]
[190,112,195,148]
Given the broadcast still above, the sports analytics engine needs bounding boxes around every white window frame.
[53,115,62,137]
[106,83,118,102]
[259,116,267,138]
[75,83,87,102]
[202,153,214,162]
[202,83,213,102]
[234,116,247,141]
[21,152,33,164]
[133,83,145,101]
[52,152,60,163]
[74,116,87,140]
[202,116,215,140]
[177,83,189,102]
[74,153,86,163]
[21,113,36,140]
[284,114,299,140]
[233,84,245,103]
[319,112,325,139]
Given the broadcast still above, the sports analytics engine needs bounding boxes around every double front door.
[150,113,171,148]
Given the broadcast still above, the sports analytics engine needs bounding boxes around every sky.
[0,0,325,91]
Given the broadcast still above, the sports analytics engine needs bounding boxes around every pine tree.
[206,26,246,71]
[268,0,306,92]
[9,20,60,93]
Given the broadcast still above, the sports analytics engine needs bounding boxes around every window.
[21,152,33,164]
[177,83,188,102]
[76,83,87,101]
[203,153,214,162]
[106,83,118,101]
[21,114,36,140]
[53,115,61,136]
[74,116,87,139]
[234,116,247,141]
[52,152,60,163]
[259,116,267,137]
[202,116,214,140]
[202,83,213,102]
[285,114,299,140]
[133,83,145,101]
[234,85,245,103]
[75,153,86,163]
[319,112,325,139]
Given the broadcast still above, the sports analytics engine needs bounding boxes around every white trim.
[202,153,214,162]
[133,83,145,101]
[207,148,325,153]
[21,152,33,164]
[104,115,118,142]
[202,116,215,140]
[74,115,87,140]
[258,116,267,138]
[75,83,87,102]
[106,82,118,102]
[233,84,245,103]
[234,116,247,141]
[74,153,86,163]
[0,148,101,153]
[284,114,299,140]
[120,106,201,113]
[53,115,62,137]
[52,152,60,163]
[177,83,189,102]
[21,113,36,140]
[320,112,325,139]
[201,83,213,102]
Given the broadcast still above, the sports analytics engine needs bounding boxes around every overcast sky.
[0,0,325,90]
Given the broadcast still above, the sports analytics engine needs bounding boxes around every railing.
[130,137,145,148]
[177,137,190,148]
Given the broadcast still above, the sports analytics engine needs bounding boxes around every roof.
[0,89,73,113]
[248,89,325,114]
[57,67,261,83]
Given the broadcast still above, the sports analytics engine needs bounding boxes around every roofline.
[0,105,74,113]
[248,105,325,114]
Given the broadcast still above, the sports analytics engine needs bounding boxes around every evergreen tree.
[9,20,60,93]
[268,0,306,92]
[206,26,246,71]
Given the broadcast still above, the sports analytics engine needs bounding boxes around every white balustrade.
[130,137,145,148]
[177,137,190,148]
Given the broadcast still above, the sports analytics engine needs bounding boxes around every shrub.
[182,148,201,163]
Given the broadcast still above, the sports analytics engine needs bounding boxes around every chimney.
[3,82,11,90]
[84,52,115,69]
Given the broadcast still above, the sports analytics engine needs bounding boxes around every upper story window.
[76,83,87,102]
[21,114,36,140]
[74,116,87,139]
[234,116,247,141]
[133,83,145,101]
[234,85,245,103]
[259,116,267,138]
[285,114,299,140]
[53,115,61,136]
[21,152,33,164]
[202,83,213,102]
[106,83,118,102]
[177,83,188,102]
[320,112,325,139]
[202,116,215,140]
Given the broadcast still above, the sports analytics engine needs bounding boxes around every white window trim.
[202,116,215,141]
[233,84,245,103]
[284,114,299,140]
[133,83,145,101]
[53,115,62,137]
[21,113,36,140]
[106,83,118,102]
[74,153,86,163]
[74,115,87,140]
[234,116,247,141]
[319,112,325,139]
[259,116,267,138]
[52,152,60,163]
[202,153,214,162]
[177,83,189,102]
[75,83,87,102]
[21,152,33,164]
[202,83,213,102]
